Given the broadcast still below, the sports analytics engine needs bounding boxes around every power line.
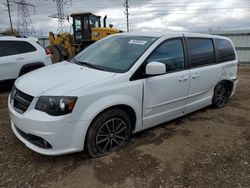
[65,0,250,6]
[68,3,250,9]
[128,8,250,13]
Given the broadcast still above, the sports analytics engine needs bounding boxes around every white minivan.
[8,32,238,157]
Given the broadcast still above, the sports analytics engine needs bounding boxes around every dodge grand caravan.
[8,32,238,157]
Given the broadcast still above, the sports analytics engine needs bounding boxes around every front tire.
[212,82,230,108]
[86,108,131,158]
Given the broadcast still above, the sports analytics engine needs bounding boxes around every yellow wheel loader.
[48,12,122,63]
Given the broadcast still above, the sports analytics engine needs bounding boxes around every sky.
[1,0,250,36]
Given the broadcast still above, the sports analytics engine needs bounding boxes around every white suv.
[0,36,51,86]
[8,32,238,157]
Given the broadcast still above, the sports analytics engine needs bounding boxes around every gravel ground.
[0,66,250,188]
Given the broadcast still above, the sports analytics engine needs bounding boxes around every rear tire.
[212,81,230,108]
[86,108,131,158]
[47,45,63,64]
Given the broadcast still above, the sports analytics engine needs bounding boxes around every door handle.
[16,58,24,60]
[178,75,189,81]
[192,73,200,79]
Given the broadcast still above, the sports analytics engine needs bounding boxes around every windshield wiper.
[69,57,77,63]
[76,61,105,71]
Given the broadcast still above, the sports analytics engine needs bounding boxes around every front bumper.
[8,95,89,156]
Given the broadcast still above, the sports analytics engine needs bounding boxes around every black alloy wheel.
[86,108,131,157]
[96,118,128,153]
[212,82,230,108]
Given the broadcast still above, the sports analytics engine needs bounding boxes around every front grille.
[12,86,34,114]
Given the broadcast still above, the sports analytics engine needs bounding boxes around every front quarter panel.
[71,78,143,132]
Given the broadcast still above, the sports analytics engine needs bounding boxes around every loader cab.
[71,12,101,44]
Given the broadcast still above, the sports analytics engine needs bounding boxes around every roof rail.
[15,35,28,38]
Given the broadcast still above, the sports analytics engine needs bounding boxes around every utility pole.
[124,0,129,32]
[6,0,14,34]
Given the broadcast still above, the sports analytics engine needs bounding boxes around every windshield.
[89,16,100,27]
[73,35,158,73]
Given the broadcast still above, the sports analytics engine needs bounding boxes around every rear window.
[188,38,215,68]
[214,38,236,63]
[0,41,36,57]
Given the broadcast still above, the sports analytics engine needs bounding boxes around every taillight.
[237,63,239,76]
[45,48,51,55]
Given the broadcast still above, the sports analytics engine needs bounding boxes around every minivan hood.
[15,61,116,97]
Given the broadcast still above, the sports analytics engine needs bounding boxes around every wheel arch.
[214,79,234,96]
[90,104,137,132]
[19,62,45,76]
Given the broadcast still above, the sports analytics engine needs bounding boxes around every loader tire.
[47,45,63,64]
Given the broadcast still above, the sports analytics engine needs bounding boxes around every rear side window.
[18,41,36,53]
[214,39,236,62]
[0,41,36,57]
[188,38,215,68]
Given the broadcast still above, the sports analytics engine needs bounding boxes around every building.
[211,30,250,64]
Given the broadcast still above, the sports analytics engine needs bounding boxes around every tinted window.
[215,39,235,62]
[0,41,36,57]
[188,38,215,67]
[0,41,18,57]
[148,39,185,72]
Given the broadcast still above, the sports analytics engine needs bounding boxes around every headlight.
[35,96,77,116]
[10,86,16,103]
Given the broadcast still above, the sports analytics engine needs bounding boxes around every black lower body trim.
[15,125,52,149]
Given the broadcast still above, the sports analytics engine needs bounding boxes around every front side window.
[188,38,215,68]
[0,41,36,57]
[214,38,236,62]
[147,39,185,72]
[73,35,158,73]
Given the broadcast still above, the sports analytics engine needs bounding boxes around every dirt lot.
[0,66,250,188]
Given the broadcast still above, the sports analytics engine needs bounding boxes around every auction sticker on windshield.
[128,40,147,45]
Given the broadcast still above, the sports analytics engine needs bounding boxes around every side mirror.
[146,61,166,75]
